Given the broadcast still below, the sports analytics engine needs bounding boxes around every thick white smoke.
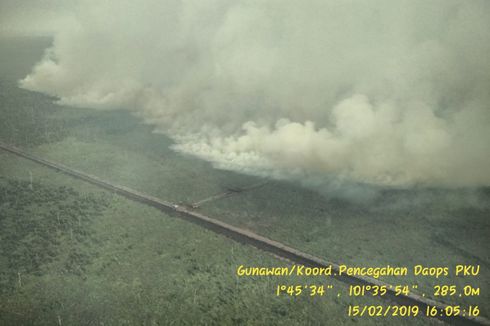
[20,0,490,188]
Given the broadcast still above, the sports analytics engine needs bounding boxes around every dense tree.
[0,177,109,293]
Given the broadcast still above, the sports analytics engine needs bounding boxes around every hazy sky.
[0,0,76,36]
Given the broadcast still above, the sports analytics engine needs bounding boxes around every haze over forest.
[3,0,490,191]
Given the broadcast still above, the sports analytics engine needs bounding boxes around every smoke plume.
[20,0,490,188]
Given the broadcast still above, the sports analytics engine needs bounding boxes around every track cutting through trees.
[0,142,487,326]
